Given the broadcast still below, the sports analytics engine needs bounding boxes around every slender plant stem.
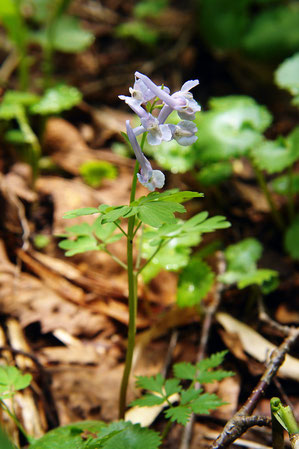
[0,400,34,444]
[104,249,127,270]
[161,419,173,441]
[119,160,139,419]
[137,240,166,275]
[251,161,284,230]
[115,222,128,237]
[287,166,295,223]
[16,110,41,184]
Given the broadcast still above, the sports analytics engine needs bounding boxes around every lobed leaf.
[284,216,299,260]
[30,85,82,115]
[190,393,226,414]
[135,374,165,395]
[271,173,299,196]
[164,405,191,426]
[63,207,101,219]
[177,257,215,307]
[130,394,165,407]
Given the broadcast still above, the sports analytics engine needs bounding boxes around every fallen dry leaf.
[216,312,299,381]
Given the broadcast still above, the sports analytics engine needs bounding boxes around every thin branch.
[212,328,299,449]
[179,251,226,449]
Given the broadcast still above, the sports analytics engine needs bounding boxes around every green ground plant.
[0,0,94,90]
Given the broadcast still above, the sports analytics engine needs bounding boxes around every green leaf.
[164,405,191,426]
[223,238,263,273]
[30,85,82,115]
[144,139,196,174]
[134,0,168,19]
[102,206,133,223]
[63,207,101,219]
[0,366,32,395]
[251,132,299,174]
[164,378,181,397]
[237,269,279,290]
[180,388,203,405]
[50,15,94,53]
[79,161,117,188]
[135,374,165,395]
[190,393,226,414]
[194,96,272,163]
[28,420,106,449]
[197,161,233,186]
[242,6,299,61]
[2,90,40,107]
[130,394,165,407]
[0,427,14,449]
[115,21,159,46]
[100,421,161,449]
[199,0,250,50]
[137,201,185,227]
[177,257,215,307]
[275,52,299,105]
[0,102,24,120]
[173,362,196,381]
[284,216,299,260]
[59,235,98,256]
[220,238,279,292]
[196,370,235,384]
[198,350,228,370]
[143,190,203,204]
[5,129,31,145]
[271,173,299,195]
[66,223,92,235]
[92,220,118,242]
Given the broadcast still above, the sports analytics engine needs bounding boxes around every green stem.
[0,400,34,444]
[119,160,139,419]
[16,109,41,184]
[287,166,295,223]
[137,240,166,275]
[161,419,173,441]
[115,222,128,237]
[251,162,284,230]
[104,249,127,270]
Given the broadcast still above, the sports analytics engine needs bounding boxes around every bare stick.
[212,328,299,449]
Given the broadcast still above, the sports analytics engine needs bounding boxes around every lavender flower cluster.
[120,72,201,191]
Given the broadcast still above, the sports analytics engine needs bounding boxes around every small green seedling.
[219,238,279,293]
[271,397,299,449]
[131,351,234,427]
[79,161,117,188]
[0,365,34,445]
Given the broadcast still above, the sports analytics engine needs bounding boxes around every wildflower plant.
[59,72,230,420]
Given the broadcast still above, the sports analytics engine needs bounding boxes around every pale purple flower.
[119,78,170,108]
[140,114,172,145]
[169,121,198,146]
[126,121,165,191]
[135,72,201,120]
[123,97,172,146]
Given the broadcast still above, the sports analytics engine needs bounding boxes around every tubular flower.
[126,121,165,191]
[119,78,169,108]
[123,97,172,146]
[169,121,198,146]
[135,72,201,120]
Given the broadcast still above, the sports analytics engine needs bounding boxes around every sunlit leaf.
[30,85,82,115]
[51,15,94,53]
[177,257,215,307]
[194,96,272,162]
[284,216,299,260]
[79,161,117,188]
